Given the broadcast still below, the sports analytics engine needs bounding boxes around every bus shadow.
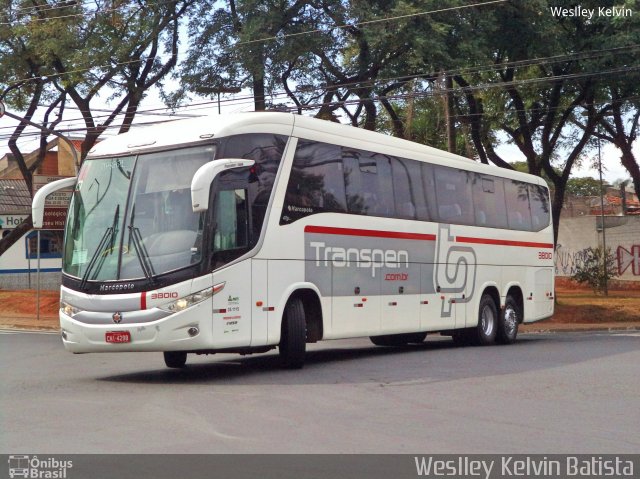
[97,332,638,386]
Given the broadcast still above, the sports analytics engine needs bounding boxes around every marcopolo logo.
[309,241,409,278]
[8,455,73,479]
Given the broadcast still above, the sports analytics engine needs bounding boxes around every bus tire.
[164,351,187,368]
[497,295,520,344]
[370,332,427,346]
[471,294,498,346]
[279,297,306,369]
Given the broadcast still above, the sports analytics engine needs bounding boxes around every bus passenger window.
[505,180,533,231]
[471,175,508,229]
[528,184,550,231]
[392,158,420,220]
[283,141,346,223]
[344,149,393,217]
[434,166,474,225]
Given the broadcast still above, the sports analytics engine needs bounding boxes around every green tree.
[451,0,638,244]
[179,0,314,112]
[565,176,607,197]
[0,0,193,256]
[571,246,618,295]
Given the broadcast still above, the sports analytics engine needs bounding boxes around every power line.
[0,0,183,26]
[2,66,638,144]
[1,1,512,86]
[2,42,637,133]
[234,0,508,46]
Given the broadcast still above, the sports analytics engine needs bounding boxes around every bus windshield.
[63,145,215,281]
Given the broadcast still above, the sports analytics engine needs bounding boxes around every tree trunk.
[551,182,566,246]
[253,73,266,111]
[618,143,640,201]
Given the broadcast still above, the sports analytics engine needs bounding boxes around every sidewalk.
[1,314,639,334]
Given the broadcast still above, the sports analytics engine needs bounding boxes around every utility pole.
[596,131,608,296]
[443,74,456,154]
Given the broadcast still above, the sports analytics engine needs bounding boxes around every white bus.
[33,113,554,369]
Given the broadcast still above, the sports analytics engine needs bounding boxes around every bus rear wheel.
[497,295,520,344]
[164,351,187,368]
[370,332,427,346]
[279,297,307,369]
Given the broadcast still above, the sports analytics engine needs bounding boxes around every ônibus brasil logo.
[8,455,73,478]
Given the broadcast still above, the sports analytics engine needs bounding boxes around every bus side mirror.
[32,177,76,228]
[191,159,255,212]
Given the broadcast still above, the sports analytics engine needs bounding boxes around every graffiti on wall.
[617,245,640,276]
[554,244,591,276]
[555,243,640,277]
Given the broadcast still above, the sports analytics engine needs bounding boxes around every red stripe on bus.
[140,292,146,310]
[455,236,554,249]
[304,225,436,241]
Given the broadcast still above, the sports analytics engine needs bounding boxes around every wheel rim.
[504,306,518,337]
[480,304,495,336]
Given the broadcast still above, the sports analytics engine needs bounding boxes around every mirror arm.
[191,159,255,212]
[32,177,77,228]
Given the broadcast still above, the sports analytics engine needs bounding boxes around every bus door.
[210,176,254,348]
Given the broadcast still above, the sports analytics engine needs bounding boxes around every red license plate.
[105,331,131,343]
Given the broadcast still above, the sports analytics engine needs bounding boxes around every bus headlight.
[159,282,225,313]
[60,301,82,318]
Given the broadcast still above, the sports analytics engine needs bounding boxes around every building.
[562,184,640,217]
[0,138,79,290]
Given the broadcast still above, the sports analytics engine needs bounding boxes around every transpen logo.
[309,241,409,278]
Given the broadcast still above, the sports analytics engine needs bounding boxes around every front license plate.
[105,331,131,343]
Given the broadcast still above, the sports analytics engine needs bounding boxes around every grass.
[553,288,640,323]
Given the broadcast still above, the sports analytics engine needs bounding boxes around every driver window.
[213,188,248,251]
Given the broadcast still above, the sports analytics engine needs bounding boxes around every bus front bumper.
[59,300,212,353]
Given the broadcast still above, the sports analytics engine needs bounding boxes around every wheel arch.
[480,284,501,311]
[277,283,324,343]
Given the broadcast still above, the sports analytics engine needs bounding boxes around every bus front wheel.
[164,351,187,368]
[279,298,307,369]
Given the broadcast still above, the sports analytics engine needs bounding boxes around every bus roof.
[88,112,546,187]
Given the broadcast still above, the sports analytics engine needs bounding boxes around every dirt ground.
[1,279,639,331]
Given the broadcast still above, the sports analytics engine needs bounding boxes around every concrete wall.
[555,216,640,280]
[0,230,62,291]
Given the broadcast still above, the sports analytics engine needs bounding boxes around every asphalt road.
[1,330,639,454]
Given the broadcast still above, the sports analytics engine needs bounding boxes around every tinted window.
[433,166,474,224]
[282,141,346,223]
[471,174,508,228]
[221,134,286,242]
[392,157,426,220]
[343,149,394,217]
[528,184,550,231]
[505,180,533,230]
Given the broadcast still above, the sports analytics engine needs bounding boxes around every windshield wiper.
[127,205,156,284]
[80,205,119,290]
